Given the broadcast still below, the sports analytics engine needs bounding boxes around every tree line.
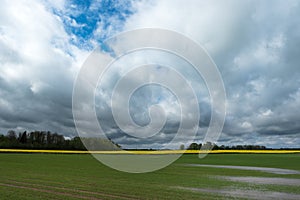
[1,130,297,150]
[186,142,267,150]
[0,130,86,150]
[0,130,122,150]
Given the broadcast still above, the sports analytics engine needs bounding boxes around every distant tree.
[46,131,53,145]
[188,143,200,150]
[202,142,213,150]
[19,131,27,144]
[70,137,85,150]
[0,134,6,144]
[180,144,185,150]
[7,130,17,141]
[212,143,219,150]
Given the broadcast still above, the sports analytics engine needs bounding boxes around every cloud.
[117,0,300,148]
[0,0,89,136]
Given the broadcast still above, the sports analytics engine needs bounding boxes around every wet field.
[0,153,299,199]
[177,165,300,199]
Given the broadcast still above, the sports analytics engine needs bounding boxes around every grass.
[0,153,299,199]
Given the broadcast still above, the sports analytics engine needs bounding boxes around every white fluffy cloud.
[119,0,300,147]
[0,0,88,135]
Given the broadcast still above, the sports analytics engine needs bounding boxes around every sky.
[0,0,300,149]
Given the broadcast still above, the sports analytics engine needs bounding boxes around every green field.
[0,153,299,199]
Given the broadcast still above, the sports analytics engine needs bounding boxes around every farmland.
[0,153,299,199]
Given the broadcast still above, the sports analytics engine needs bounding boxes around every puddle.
[174,186,300,200]
[184,164,300,174]
[216,176,300,186]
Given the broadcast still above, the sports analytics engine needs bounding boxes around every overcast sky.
[0,0,299,148]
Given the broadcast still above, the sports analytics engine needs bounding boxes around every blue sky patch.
[52,0,135,50]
